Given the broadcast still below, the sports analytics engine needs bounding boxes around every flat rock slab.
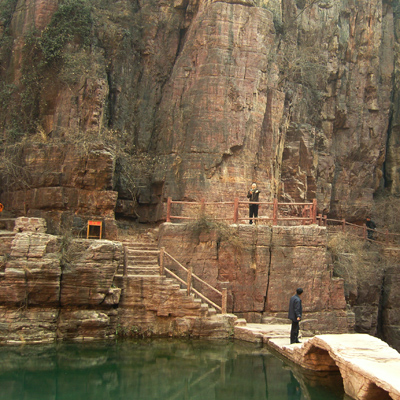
[267,334,400,400]
[234,323,293,344]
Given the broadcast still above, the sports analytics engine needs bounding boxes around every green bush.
[187,214,243,252]
[0,0,18,30]
[39,0,93,63]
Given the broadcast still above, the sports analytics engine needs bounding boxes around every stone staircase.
[117,238,217,317]
[124,241,160,276]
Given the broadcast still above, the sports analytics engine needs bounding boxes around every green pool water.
[0,339,349,400]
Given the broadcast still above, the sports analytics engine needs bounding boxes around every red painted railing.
[165,197,400,245]
[166,197,318,225]
[318,217,400,246]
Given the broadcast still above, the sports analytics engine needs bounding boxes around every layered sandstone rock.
[0,217,236,342]
[0,143,118,238]
[1,0,400,348]
[1,0,398,222]
[381,250,400,351]
[118,275,237,338]
[153,0,279,201]
[159,223,352,333]
[0,218,123,343]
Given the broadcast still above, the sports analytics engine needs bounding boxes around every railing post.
[233,197,239,224]
[200,198,205,215]
[342,219,346,232]
[323,215,327,226]
[166,197,172,222]
[273,198,278,225]
[187,267,192,295]
[222,288,227,314]
[159,247,165,275]
[312,199,317,224]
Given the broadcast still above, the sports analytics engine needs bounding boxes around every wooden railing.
[166,197,318,225]
[317,216,400,246]
[165,196,400,246]
[159,247,228,314]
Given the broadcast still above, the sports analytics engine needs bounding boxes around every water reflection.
[0,339,348,400]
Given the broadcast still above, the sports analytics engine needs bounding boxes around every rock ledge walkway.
[234,322,400,400]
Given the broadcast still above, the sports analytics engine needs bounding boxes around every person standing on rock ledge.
[288,288,303,344]
[366,216,376,240]
[247,182,260,225]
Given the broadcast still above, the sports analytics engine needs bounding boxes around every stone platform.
[234,322,400,400]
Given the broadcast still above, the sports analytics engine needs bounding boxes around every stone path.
[234,322,400,400]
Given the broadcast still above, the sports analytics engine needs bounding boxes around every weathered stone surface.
[57,309,118,341]
[268,334,400,400]
[0,230,125,343]
[0,145,119,238]
[117,275,236,338]
[0,0,399,226]
[154,1,278,201]
[60,240,123,306]
[0,223,238,342]
[0,307,59,344]
[13,217,47,233]
[381,264,400,352]
[0,232,62,307]
[159,223,350,332]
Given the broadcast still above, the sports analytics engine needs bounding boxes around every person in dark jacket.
[288,288,303,344]
[366,216,376,240]
[247,183,260,224]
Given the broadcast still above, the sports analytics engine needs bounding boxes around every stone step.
[127,249,159,255]
[170,283,181,290]
[208,307,217,316]
[124,242,158,250]
[127,261,159,268]
[127,255,159,263]
[127,264,159,270]
[127,267,160,276]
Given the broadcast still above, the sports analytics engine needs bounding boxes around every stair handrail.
[160,247,227,313]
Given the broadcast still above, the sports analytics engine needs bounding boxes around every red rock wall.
[0,143,119,238]
[0,220,236,343]
[159,223,351,333]
[2,0,398,223]
[0,231,123,343]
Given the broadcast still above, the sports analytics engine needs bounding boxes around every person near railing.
[366,216,377,240]
[247,182,260,225]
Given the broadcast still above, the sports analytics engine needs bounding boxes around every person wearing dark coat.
[288,288,303,344]
[366,216,376,240]
[247,183,260,225]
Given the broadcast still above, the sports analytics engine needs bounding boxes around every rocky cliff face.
[0,0,399,222]
[159,223,352,333]
[0,217,237,342]
[1,0,400,348]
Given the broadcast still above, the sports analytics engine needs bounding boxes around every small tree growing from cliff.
[187,214,243,253]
